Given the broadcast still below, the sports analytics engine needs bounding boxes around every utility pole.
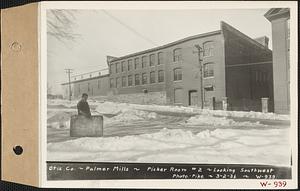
[65,69,73,101]
[194,45,204,109]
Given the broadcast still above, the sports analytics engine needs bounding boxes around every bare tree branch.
[47,10,81,44]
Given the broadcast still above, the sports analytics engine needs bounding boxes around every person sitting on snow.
[77,93,91,118]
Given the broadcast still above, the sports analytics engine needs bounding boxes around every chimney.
[254,36,269,48]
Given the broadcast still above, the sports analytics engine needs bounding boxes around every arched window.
[203,41,214,57]
[173,68,182,81]
[173,48,182,62]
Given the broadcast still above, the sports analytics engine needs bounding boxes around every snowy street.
[47,99,291,166]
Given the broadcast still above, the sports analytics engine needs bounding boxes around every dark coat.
[77,99,91,118]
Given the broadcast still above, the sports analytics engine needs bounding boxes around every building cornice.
[108,30,222,63]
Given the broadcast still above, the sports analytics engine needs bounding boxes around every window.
[203,41,214,57]
[128,59,133,71]
[158,70,164,82]
[109,64,114,74]
[204,85,214,91]
[122,76,126,87]
[116,77,121,88]
[174,88,183,104]
[174,68,182,81]
[121,61,126,72]
[150,54,155,66]
[150,71,156,83]
[128,75,133,86]
[110,78,114,88]
[78,84,81,93]
[142,73,147,85]
[142,56,147,68]
[88,83,90,92]
[134,58,140,69]
[173,48,182,62]
[158,52,163,65]
[135,74,140,85]
[203,63,214,78]
[99,72,101,76]
[116,62,121,73]
[98,80,100,89]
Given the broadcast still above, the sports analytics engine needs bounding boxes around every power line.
[102,10,158,47]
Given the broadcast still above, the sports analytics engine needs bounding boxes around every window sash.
[158,52,163,65]
[142,73,147,84]
[150,72,155,83]
[135,74,140,85]
[150,54,155,66]
[174,68,182,81]
[203,64,214,78]
[158,70,164,82]
[121,61,126,72]
[122,77,126,87]
[128,60,133,71]
[128,75,133,86]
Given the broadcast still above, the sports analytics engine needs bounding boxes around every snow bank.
[47,128,290,166]
[47,110,75,129]
[185,114,265,127]
[94,101,289,121]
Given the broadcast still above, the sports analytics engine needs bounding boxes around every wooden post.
[222,97,228,111]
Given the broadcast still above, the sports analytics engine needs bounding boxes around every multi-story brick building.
[62,21,273,111]
[107,21,273,111]
[264,8,290,114]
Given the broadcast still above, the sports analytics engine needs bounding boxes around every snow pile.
[107,109,158,123]
[95,102,130,114]
[47,99,78,108]
[199,110,289,121]
[47,110,75,129]
[95,101,289,121]
[185,114,265,127]
[47,128,290,166]
[48,121,71,129]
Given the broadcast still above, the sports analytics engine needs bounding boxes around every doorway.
[189,90,198,106]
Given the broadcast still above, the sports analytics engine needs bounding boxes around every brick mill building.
[63,21,274,112]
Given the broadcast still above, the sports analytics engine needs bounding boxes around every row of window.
[110,52,164,74]
[109,41,215,74]
[109,62,215,89]
[110,70,165,88]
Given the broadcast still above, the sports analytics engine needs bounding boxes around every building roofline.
[109,30,222,63]
[61,74,109,85]
[220,21,272,52]
[71,68,109,78]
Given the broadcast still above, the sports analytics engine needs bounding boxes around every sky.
[47,8,272,94]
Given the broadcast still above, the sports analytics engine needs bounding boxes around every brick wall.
[106,91,167,105]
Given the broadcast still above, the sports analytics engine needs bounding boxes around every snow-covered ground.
[47,99,291,166]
